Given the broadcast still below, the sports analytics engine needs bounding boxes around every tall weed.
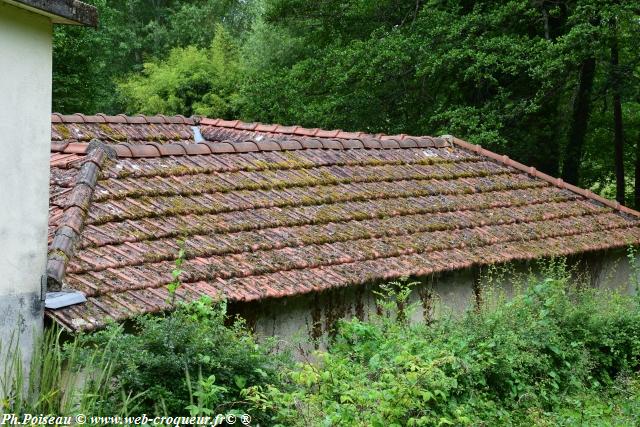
[0,327,132,417]
[245,266,640,426]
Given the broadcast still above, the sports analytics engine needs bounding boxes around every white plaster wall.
[0,2,51,371]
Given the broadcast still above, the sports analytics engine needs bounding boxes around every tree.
[53,0,253,113]
[611,20,625,204]
[562,58,596,185]
[53,0,640,208]
[239,1,587,173]
[239,0,640,189]
[118,25,241,117]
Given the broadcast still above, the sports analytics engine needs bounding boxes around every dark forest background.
[53,0,640,206]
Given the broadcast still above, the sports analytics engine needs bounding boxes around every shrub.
[77,297,289,422]
[245,268,640,426]
[3,261,640,425]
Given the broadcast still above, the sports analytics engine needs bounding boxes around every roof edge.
[446,135,640,219]
[47,142,109,290]
[4,0,98,26]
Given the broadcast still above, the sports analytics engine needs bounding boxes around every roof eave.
[3,0,98,27]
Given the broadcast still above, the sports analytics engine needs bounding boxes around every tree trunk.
[611,28,625,204]
[562,57,596,185]
[613,96,625,204]
[635,136,640,209]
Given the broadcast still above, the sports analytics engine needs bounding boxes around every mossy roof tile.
[45,114,640,330]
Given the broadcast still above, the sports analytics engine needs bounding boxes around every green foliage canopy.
[117,25,240,117]
[54,0,640,201]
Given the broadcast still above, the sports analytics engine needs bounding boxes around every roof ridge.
[52,113,425,141]
[50,135,449,157]
[52,112,195,125]
[198,116,408,140]
[447,136,640,219]
[46,142,110,290]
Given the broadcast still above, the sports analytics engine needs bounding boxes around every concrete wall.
[0,2,52,375]
[231,249,639,357]
[233,269,478,357]
[583,249,639,295]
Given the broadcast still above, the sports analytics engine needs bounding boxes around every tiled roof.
[8,0,98,27]
[47,114,640,331]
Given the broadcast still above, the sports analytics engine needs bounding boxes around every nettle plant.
[167,238,186,305]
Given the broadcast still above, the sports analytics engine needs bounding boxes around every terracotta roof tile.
[336,131,362,139]
[233,140,260,152]
[46,115,640,330]
[320,139,344,150]
[236,121,258,131]
[380,139,401,149]
[183,143,212,155]
[218,119,240,128]
[315,129,341,138]
[274,125,298,134]
[277,138,304,150]
[157,143,188,156]
[362,138,383,149]
[295,127,319,136]
[207,141,235,153]
[341,139,365,149]
[255,123,277,132]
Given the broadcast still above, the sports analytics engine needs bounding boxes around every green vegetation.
[54,0,640,206]
[2,263,640,425]
[76,297,287,423]
[166,238,186,305]
[1,298,288,424]
[0,327,123,417]
[117,24,241,118]
[243,268,640,426]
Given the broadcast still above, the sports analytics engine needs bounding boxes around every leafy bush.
[76,297,288,422]
[1,297,287,422]
[245,267,640,426]
[3,262,640,425]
